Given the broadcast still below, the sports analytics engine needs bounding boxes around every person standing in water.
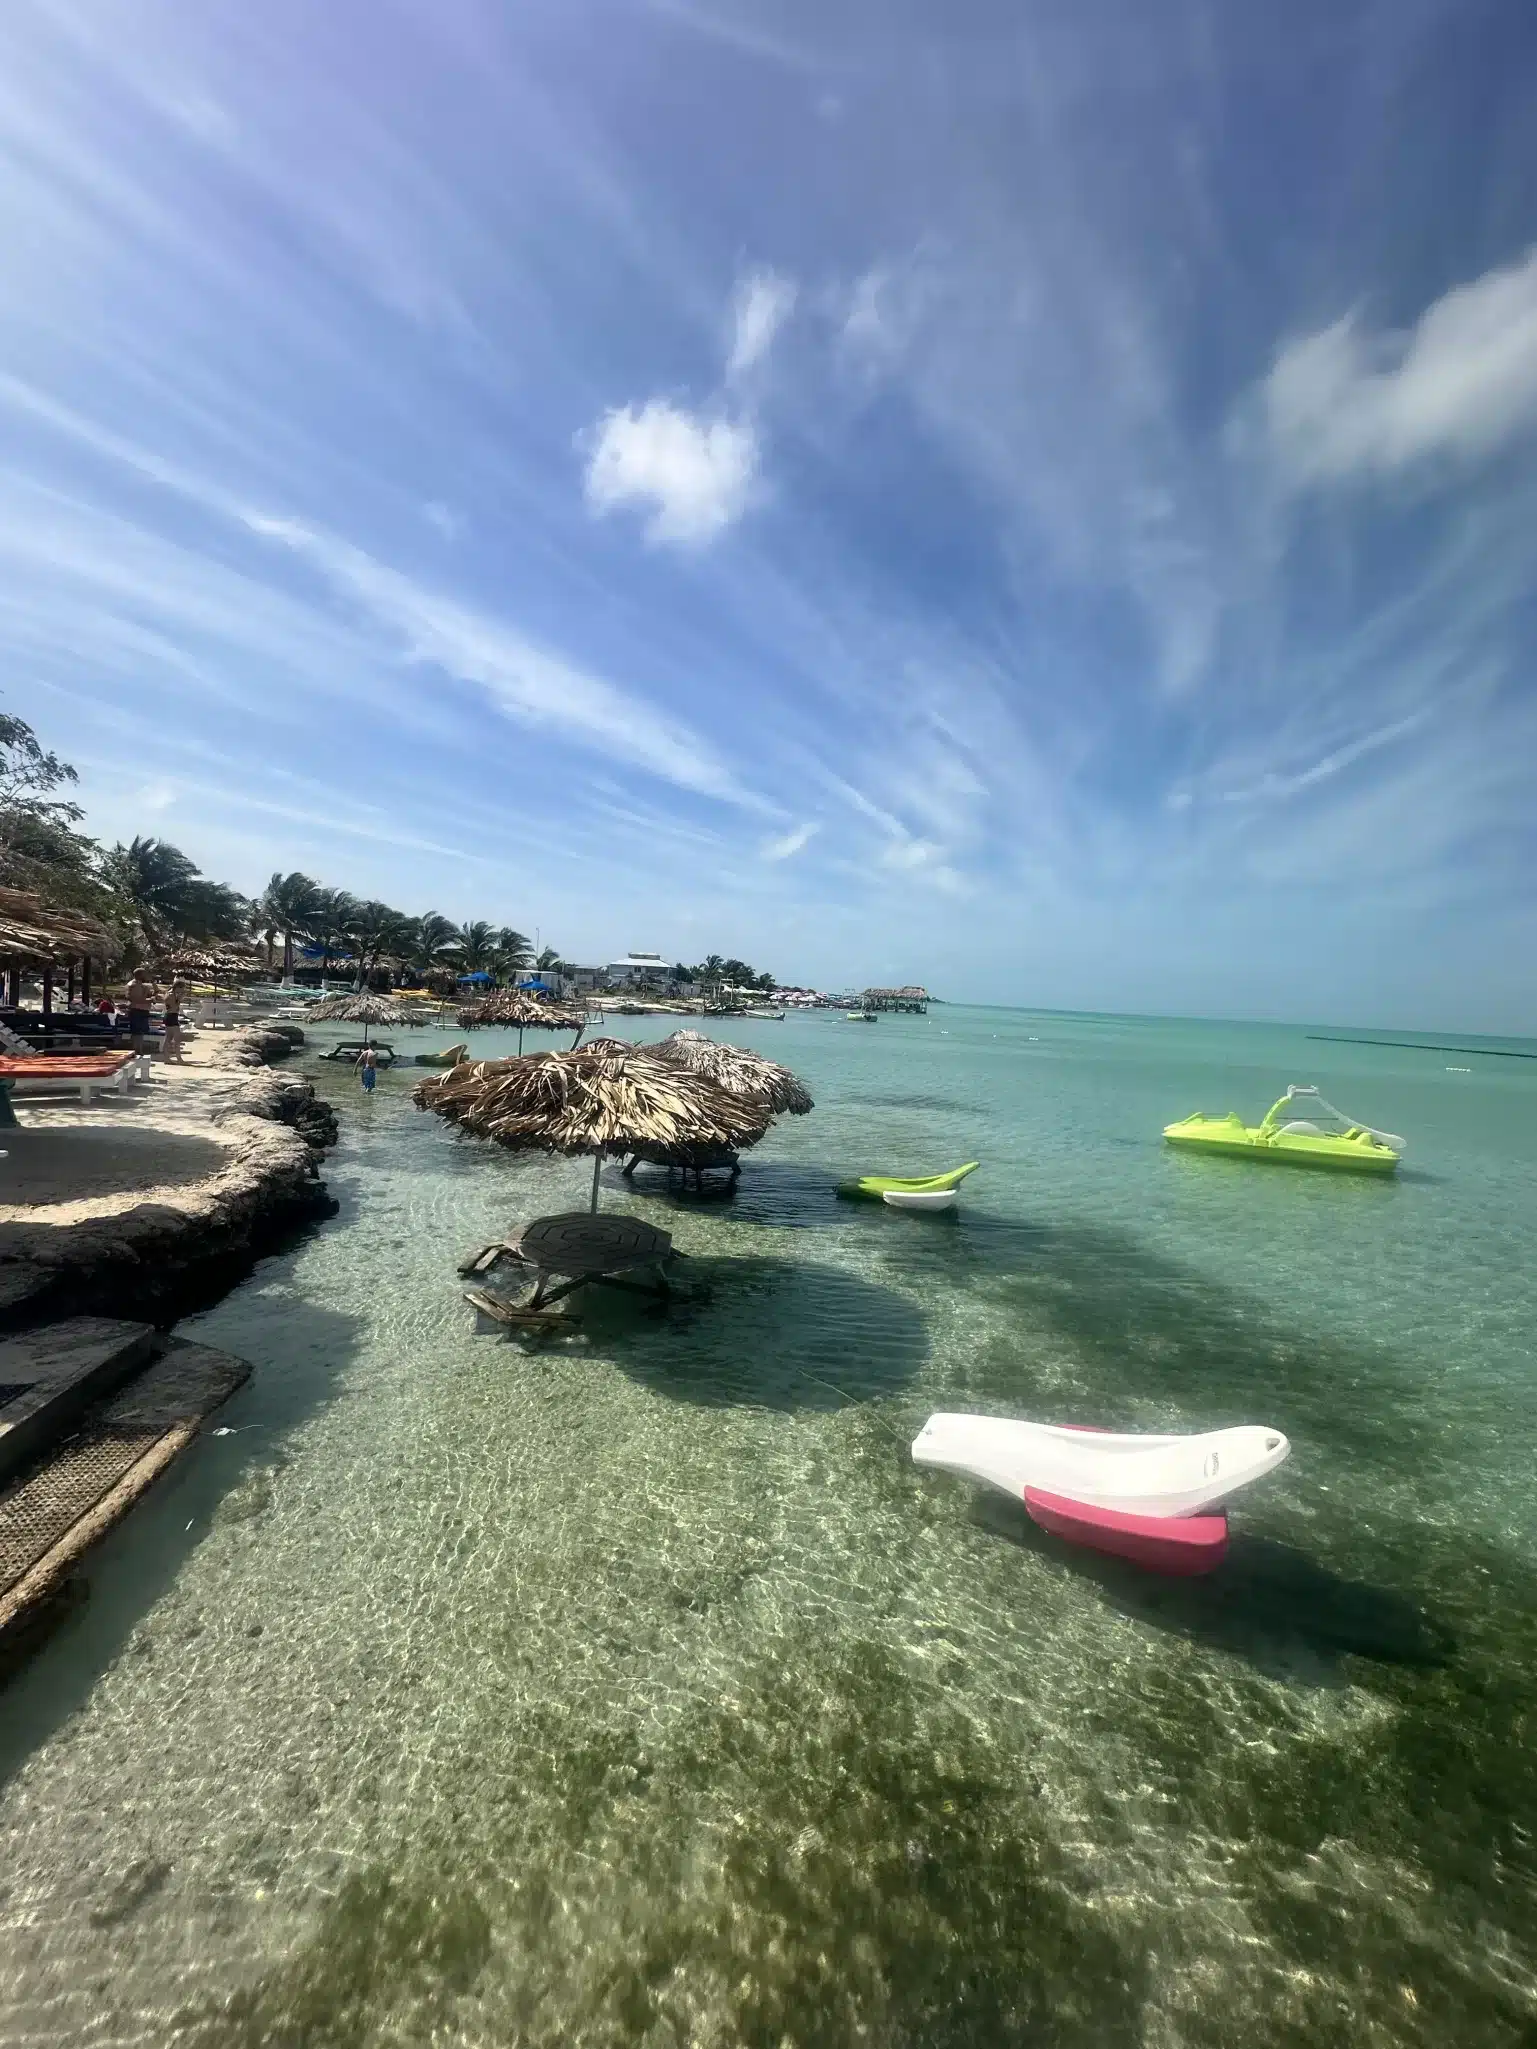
[355,1046,378,1093]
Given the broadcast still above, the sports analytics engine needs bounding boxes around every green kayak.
[837,1162,980,1200]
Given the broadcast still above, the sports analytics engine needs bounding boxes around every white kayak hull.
[881,1188,958,1211]
[911,1414,1289,1518]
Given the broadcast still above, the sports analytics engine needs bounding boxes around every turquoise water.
[2,1006,1536,2044]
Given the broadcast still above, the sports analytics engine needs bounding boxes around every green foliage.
[101,836,250,958]
[0,711,81,823]
[411,912,458,977]
[681,954,777,992]
[452,920,498,975]
[259,871,322,978]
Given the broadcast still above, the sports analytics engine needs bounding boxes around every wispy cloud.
[583,399,758,546]
[423,500,463,540]
[244,515,751,801]
[1261,249,1537,483]
[727,267,796,379]
[761,820,818,860]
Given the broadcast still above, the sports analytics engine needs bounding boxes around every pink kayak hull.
[1024,1488,1229,1576]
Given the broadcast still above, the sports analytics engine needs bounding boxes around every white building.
[606,952,673,989]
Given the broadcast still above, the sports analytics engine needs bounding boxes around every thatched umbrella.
[457,989,587,1052]
[415,1043,771,1209]
[642,1029,814,1116]
[308,992,408,1047]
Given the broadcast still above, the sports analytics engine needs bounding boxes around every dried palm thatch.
[154,944,264,980]
[416,1043,772,1202]
[457,991,585,1030]
[642,1029,814,1116]
[308,994,409,1025]
[0,887,117,966]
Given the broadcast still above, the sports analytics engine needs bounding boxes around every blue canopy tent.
[457,970,494,985]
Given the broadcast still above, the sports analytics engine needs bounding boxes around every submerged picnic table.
[513,1211,675,1307]
[462,1210,677,1316]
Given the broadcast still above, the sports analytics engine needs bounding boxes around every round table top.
[511,1210,673,1276]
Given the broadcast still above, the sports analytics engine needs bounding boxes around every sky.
[1,0,1535,1029]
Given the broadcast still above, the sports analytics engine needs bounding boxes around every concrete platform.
[0,1336,252,1651]
[0,1318,158,1485]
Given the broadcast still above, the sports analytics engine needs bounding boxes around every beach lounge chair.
[0,1053,141,1104]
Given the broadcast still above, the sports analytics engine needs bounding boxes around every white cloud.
[423,500,462,540]
[1263,249,1537,482]
[244,515,750,800]
[583,398,758,545]
[761,821,818,860]
[133,778,176,813]
[1171,712,1430,811]
[727,267,796,378]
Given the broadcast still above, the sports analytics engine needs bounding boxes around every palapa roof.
[154,944,265,980]
[457,990,586,1030]
[308,993,410,1024]
[642,1029,814,1115]
[0,887,117,966]
[414,1042,771,1159]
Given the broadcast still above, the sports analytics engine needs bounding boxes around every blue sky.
[1,0,1535,1028]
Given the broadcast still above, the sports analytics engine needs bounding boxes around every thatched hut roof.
[153,944,264,980]
[415,1043,771,1161]
[457,990,585,1030]
[308,994,409,1024]
[642,1029,814,1115]
[0,887,117,966]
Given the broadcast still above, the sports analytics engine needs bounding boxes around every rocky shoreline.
[0,1025,339,1331]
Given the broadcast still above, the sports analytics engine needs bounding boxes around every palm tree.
[343,899,413,989]
[453,920,499,980]
[260,871,321,983]
[535,945,564,972]
[103,837,245,957]
[307,889,358,986]
[411,912,458,983]
[494,927,533,981]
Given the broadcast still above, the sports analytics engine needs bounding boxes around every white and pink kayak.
[911,1414,1290,1575]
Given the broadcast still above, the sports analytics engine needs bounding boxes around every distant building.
[559,965,606,994]
[606,952,672,989]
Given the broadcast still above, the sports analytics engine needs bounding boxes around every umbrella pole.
[590,1151,602,1213]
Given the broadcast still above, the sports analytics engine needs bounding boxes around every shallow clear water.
[3,1006,1536,2045]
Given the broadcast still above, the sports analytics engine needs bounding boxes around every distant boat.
[846,1010,877,1022]
[746,1007,785,1021]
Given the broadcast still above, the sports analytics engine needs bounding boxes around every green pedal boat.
[1164,1086,1404,1175]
